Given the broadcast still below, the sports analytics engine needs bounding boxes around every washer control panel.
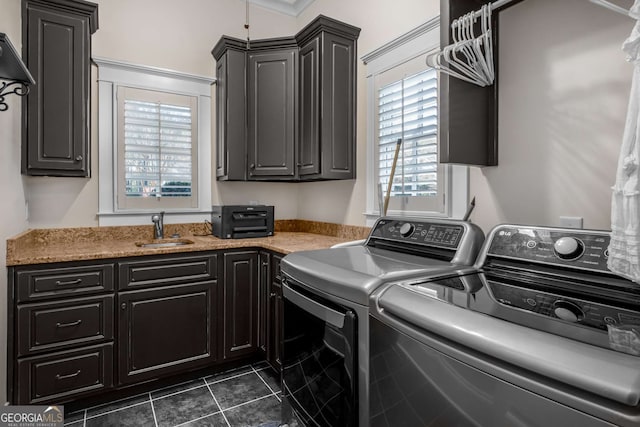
[486,225,610,272]
[370,218,464,249]
[488,281,640,330]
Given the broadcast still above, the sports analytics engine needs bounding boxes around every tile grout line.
[151,379,208,402]
[149,392,159,427]
[76,392,149,415]
[205,381,231,427]
[82,399,150,421]
[206,370,255,386]
[171,410,225,427]
[251,365,281,403]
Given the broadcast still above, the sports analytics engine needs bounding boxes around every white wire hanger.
[426,3,495,87]
[588,0,632,16]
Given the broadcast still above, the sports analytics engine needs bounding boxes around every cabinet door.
[320,33,356,179]
[298,38,320,177]
[247,49,297,179]
[22,1,96,176]
[267,254,283,370]
[258,252,271,354]
[118,282,217,385]
[216,48,247,180]
[223,251,259,360]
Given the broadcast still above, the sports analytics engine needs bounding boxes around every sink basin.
[135,238,194,248]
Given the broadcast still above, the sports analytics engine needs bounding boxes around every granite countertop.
[6,220,370,266]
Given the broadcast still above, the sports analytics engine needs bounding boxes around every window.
[377,65,442,212]
[117,87,198,210]
[95,58,214,226]
[363,18,468,224]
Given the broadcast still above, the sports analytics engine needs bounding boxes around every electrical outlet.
[560,216,583,229]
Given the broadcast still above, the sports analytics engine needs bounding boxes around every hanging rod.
[453,0,518,22]
[589,0,631,16]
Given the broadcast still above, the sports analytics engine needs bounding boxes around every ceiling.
[247,0,316,16]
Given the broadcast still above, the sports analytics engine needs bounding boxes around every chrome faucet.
[151,211,164,239]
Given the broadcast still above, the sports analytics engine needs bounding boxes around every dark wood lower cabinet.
[258,252,271,354]
[267,254,283,370]
[9,249,285,405]
[118,281,218,385]
[222,251,259,360]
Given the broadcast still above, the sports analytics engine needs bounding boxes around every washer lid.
[373,281,640,407]
[281,245,468,305]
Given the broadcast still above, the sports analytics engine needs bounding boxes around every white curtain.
[609,0,640,283]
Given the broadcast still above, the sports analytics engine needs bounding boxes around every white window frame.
[362,17,469,227]
[95,57,215,226]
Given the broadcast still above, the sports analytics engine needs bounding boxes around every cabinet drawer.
[16,264,114,302]
[17,343,113,405]
[17,295,114,357]
[118,254,217,290]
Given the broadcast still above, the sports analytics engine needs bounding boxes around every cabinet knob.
[75,155,83,161]
[250,164,255,169]
[270,292,277,297]
[121,303,127,310]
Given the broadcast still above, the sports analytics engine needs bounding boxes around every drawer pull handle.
[55,278,83,287]
[56,320,82,328]
[56,370,81,380]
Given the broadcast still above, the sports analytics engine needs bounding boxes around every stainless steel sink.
[135,238,194,248]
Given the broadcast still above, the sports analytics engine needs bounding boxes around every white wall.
[0,0,28,404]
[470,0,631,232]
[17,0,634,230]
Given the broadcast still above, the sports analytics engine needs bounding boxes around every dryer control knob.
[399,223,415,237]
[553,300,584,323]
[553,237,584,260]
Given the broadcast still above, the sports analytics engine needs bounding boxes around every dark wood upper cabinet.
[297,38,320,177]
[21,0,98,177]
[212,15,360,182]
[296,16,360,180]
[212,37,247,181]
[247,41,298,180]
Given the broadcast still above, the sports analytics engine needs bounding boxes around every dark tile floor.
[63,361,282,427]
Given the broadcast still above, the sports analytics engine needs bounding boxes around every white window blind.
[117,87,199,211]
[374,55,444,214]
[378,68,438,198]
[364,18,469,222]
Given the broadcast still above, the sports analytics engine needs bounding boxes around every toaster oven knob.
[400,223,415,237]
[553,237,584,260]
[553,300,584,323]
